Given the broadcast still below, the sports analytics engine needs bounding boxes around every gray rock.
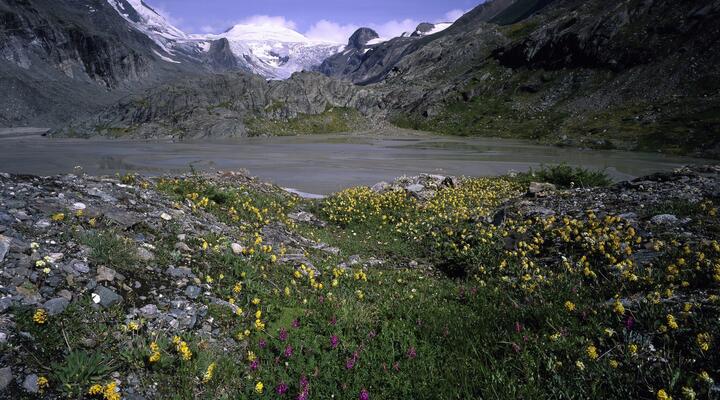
[96,266,117,282]
[528,182,556,197]
[371,181,391,193]
[231,243,245,255]
[166,266,193,278]
[94,286,122,308]
[651,214,678,224]
[137,247,155,262]
[139,304,158,318]
[22,374,38,394]
[73,261,90,274]
[0,367,12,392]
[185,285,201,299]
[0,332,7,343]
[405,183,425,193]
[174,242,191,252]
[43,297,69,316]
[0,235,12,263]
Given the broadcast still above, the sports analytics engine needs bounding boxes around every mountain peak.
[348,28,380,49]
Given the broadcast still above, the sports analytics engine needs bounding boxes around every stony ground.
[0,166,718,399]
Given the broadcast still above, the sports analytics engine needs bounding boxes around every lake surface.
[0,134,709,194]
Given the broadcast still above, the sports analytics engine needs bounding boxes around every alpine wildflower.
[657,389,671,400]
[666,314,678,330]
[586,345,599,360]
[696,332,711,351]
[37,376,49,393]
[255,381,264,394]
[202,362,216,384]
[564,301,576,311]
[33,309,48,324]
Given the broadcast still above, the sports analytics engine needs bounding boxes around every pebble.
[22,374,38,394]
[43,297,69,316]
[0,367,12,392]
[160,212,172,221]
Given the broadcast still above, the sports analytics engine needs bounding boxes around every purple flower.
[330,335,339,349]
[406,346,417,359]
[279,328,288,341]
[346,357,356,369]
[275,383,288,395]
[329,316,337,325]
[284,345,293,358]
[292,319,300,329]
[250,359,259,370]
[625,316,635,330]
[258,339,267,349]
[359,389,370,400]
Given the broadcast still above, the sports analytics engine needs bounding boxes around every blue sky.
[149,0,483,42]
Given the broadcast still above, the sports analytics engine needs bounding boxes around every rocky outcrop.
[58,71,384,138]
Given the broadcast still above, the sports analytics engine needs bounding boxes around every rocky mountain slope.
[0,0,347,127]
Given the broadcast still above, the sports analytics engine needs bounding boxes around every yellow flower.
[609,359,619,368]
[699,371,713,384]
[564,301,576,311]
[254,319,265,331]
[575,360,585,371]
[252,297,261,305]
[255,381,264,394]
[696,332,711,351]
[255,310,262,319]
[202,362,216,384]
[33,309,48,324]
[284,286,291,296]
[586,345,599,360]
[103,382,121,400]
[127,321,140,331]
[681,387,696,400]
[628,343,638,355]
[37,376,49,392]
[666,314,678,330]
[149,342,161,363]
[657,389,671,400]
[233,282,243,293]
[51,213,65,222]
[247,351,256,362]
[89,384,104,395]
[613,300,625,315]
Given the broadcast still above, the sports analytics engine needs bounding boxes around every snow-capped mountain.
[104,0,343,79]
[199,23,343,79]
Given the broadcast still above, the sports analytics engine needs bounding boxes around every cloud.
[234,15,297,31]
[305,18,422,44]
[199,25,218,34]
[444,9,467,22]
[305,20,359,44]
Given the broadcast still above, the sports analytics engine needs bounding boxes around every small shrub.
[521,164,612,188]
[80,231,138,271]
[52,351,116,397]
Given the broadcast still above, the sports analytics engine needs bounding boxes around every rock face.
[348,28,379,50]
[57,71,384,139]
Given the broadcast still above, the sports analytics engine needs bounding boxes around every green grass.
[245,107,370,136]
[515,163,613,188]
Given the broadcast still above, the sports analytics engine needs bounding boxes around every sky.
[149,0,483,43]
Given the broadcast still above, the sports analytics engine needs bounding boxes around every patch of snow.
[153,50,180,64]
[366,38,387,46]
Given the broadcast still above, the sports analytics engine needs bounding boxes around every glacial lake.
[0,134,710,194]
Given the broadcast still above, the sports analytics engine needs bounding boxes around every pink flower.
[275,383,288,395]
[284,345,293,358]
[279,328,288,341]
[250,359,259,371]
[258,339,267,349]
[329,316,337,325]
[330,335,339,349]
[292,319,300,328]
[514,321,523,333]
[359,389,370,400]
[406,346,417,359]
